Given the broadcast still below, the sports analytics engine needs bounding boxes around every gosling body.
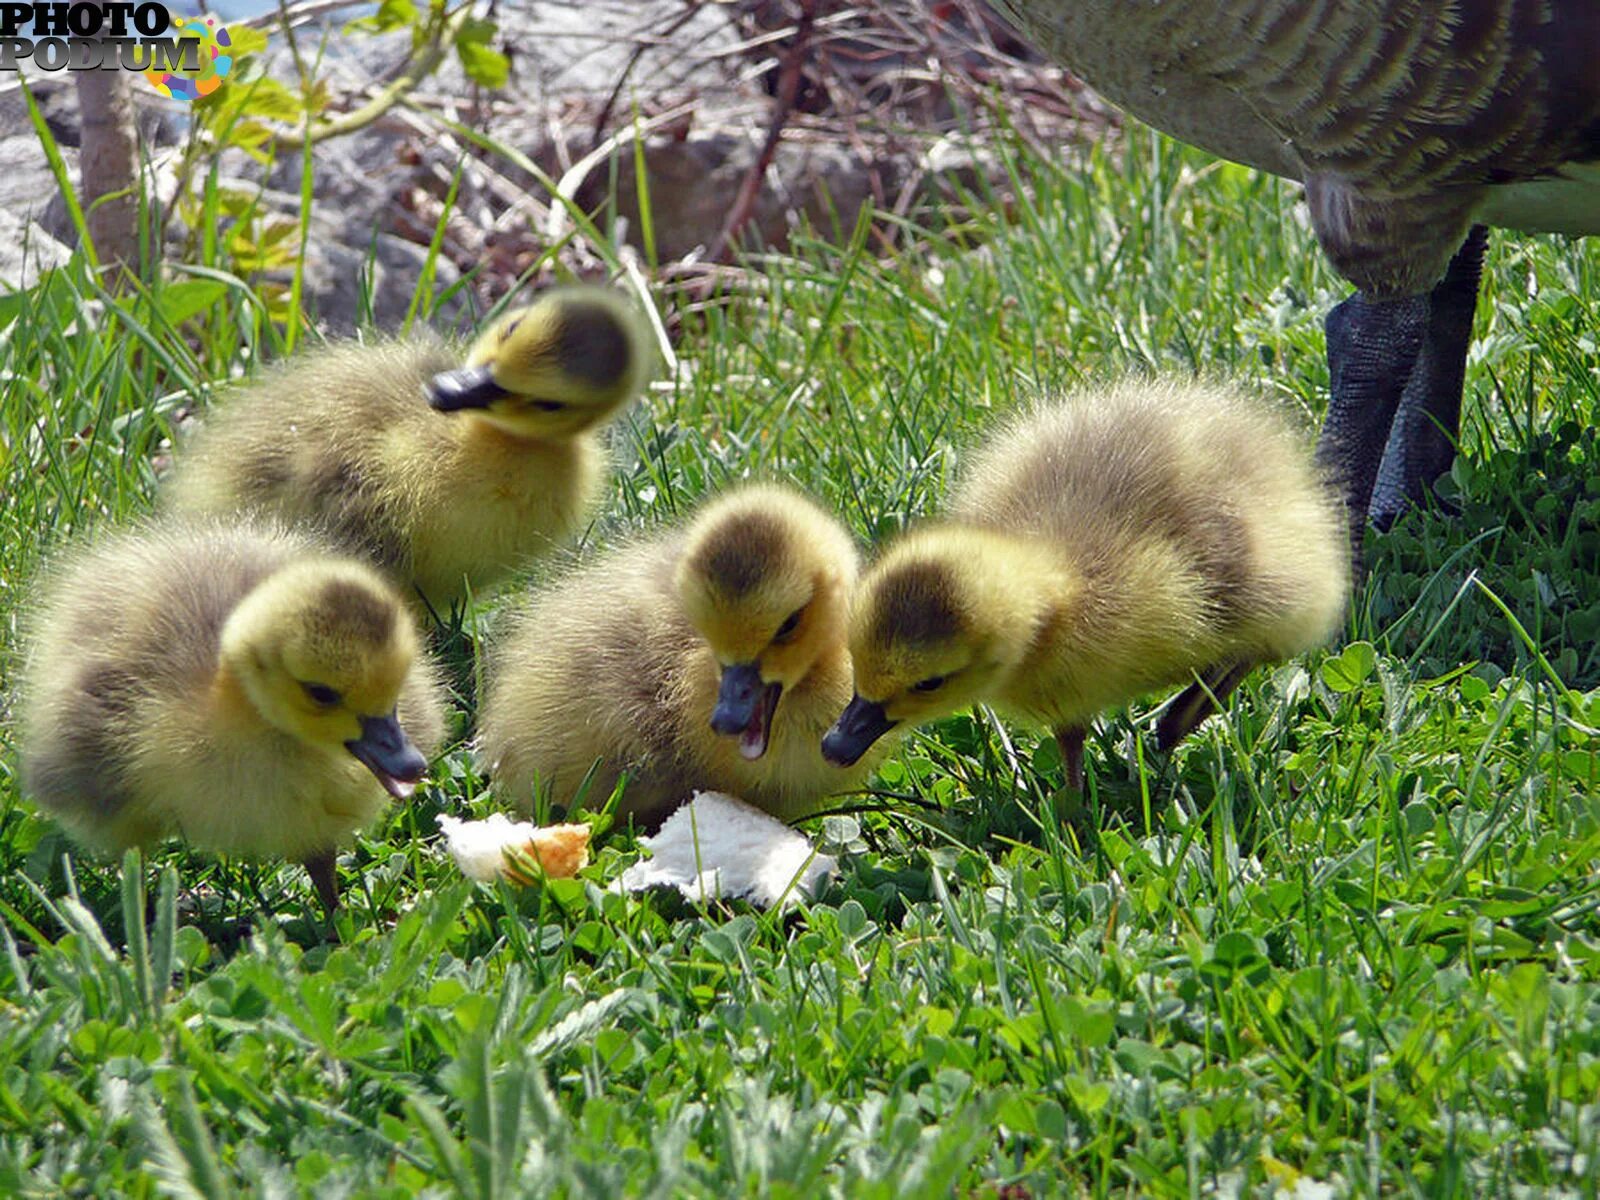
[16,520,446,907]
[481,485,878,826]
[165,286,653,610]
[824,379,1348,782]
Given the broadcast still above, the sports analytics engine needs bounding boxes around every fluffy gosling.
[163,285,655,611]
[823,378,1348,787]
[480,484,879,826]
[15,520,446,910]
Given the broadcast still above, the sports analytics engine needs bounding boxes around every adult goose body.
[990,0,1600,548]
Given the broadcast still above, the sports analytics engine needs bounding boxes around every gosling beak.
[710,661,782,761]
[345,711,427,799]
[821,694,896,766]
[426,365,509,411]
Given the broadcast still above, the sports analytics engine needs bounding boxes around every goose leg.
[1316,291,1430,570]
[304,849,341,914]
[1054,725,1086,792]
[1369,225,1489,530]
[1155,662,1251,751]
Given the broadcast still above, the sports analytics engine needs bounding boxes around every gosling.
[163,285,655,611]
[15,520,447,910]
[822,378,1348,788]
[480,484,880,826]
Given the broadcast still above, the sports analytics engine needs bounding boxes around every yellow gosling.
[480,484,879,826]
[823,378,1348,787]
[163,285,655,611]
[15,520,446,910]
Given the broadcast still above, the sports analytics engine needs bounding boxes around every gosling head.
[822,529,1045,767]
[674,485,858,762]
[218,560,429,798]
[426,285,653,438]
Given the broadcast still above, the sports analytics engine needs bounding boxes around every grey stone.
[0,206,72,289]
[259,216,467,336]
[0,132,74,229]
[588,127,898,260]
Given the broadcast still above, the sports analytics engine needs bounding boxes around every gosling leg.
[1054,725,1086,792]
[1156,662,1251,751]
[304,849,341,915]
[1369,225,1488,530]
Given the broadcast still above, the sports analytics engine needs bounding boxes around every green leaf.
[346,0,417,34]
[225,25,269,57]
[456,40,510,89]
[1033,1098,1069,1139]
[154,280,228,327]
[170,1073,231,1200]
[1321,640,1377,693]
[225,77,303,124]
[455,18,508,88]
[406,1092,472,1193]
[593,1027,637,1072]
[1210,930,1265,971]
[836,899,868,938]
[134,1087,208,1200]
[1063,1073,1110,1115]
[121,848,153,1018]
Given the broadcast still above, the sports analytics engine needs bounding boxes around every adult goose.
[989,0,1600,553]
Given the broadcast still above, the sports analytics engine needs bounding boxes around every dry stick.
[237,0,370,30]
[710,0,821,266]
[588,0,709,151]
[544,102,701,246]
[271,7,470,149]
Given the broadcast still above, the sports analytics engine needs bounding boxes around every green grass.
[2,122,1599,1196]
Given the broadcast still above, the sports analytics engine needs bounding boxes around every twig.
[588,0,708,150]
[237,0,371,29]
[710,0,821,264]
[544,102,700,245]
[272,6,472,149]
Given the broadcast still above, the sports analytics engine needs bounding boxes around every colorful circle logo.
[145,13,233,102]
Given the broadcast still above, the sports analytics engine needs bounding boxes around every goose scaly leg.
[1369,225,1489,530]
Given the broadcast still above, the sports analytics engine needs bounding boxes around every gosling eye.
[911,675,947,693]
[530,400,566,413]
[302,682,343,708]
[500,316,523,341]
[773,607,804,644]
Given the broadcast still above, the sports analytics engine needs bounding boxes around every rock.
[0,206,73,290]
[0,126,79,285]
[0,132,74,230]
[256,205,467,336]
[586,125,898,260]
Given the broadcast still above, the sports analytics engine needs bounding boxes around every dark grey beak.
[427,365,509,411]
[345,711,427,799]
[821,694,896,766]
[711,662,766,735]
